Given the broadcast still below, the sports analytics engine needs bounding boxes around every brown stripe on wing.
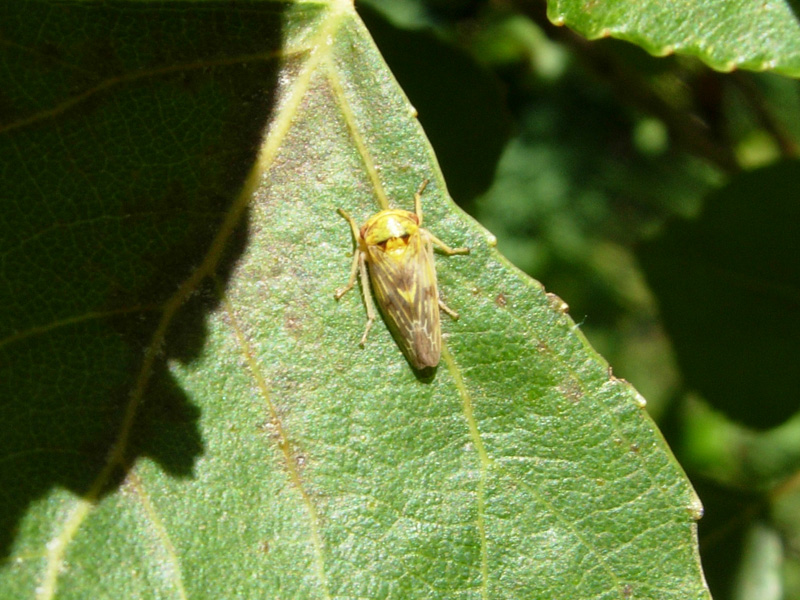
[366,232,441,368]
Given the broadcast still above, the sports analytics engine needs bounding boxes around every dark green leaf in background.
[1,1,710,598]
[639,161,800,429]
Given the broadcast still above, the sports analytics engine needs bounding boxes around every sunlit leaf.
[0,2,709,598]
[548,0,800,76]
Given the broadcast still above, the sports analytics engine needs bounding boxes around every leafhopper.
[334,180,469,369]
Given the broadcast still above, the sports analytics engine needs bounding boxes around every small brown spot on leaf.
[559,379,584,403]
[285,313,303,337]
[546,292,569,313]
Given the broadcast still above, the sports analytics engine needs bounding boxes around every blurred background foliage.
[358,0,800,598]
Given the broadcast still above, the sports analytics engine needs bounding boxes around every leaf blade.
[548,0,800,76]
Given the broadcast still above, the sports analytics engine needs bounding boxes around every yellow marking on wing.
[366,230,440,368]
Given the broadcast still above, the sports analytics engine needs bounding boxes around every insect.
[334,180,469,369]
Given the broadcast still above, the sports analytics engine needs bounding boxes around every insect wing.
[366,230,441,369]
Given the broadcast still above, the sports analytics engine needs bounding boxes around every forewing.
[366,231,441,369]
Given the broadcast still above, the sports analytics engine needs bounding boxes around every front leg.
[334,250,360,300]
[356,253,377,346]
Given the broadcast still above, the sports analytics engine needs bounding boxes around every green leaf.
[638,161,800,429]
[357,3,512,203]
[1,1,709,598]
[547,0,800,77]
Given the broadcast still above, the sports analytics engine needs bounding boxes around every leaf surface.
[548,0,800,76]
[0,2,709,598]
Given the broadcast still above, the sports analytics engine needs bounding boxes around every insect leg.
[357,252,376,346]
[334,250,360,299]
[415,182,469,255]
[337,208,361,241]
[334,208,364,300]
[427,231,470,256]
[438,299,460,321]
